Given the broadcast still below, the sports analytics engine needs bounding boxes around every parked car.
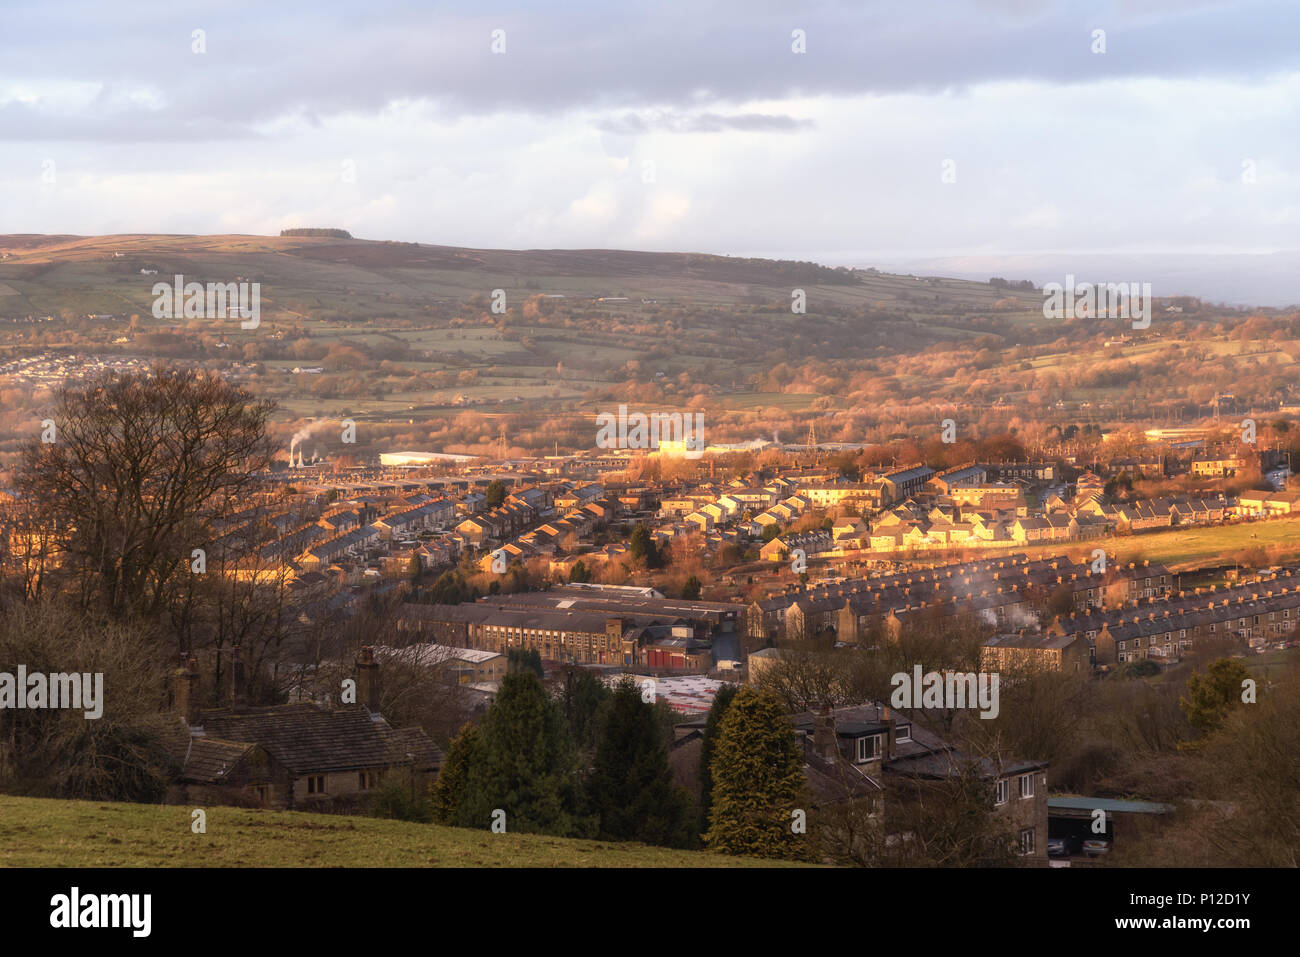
[1047,837,1069,858]
[1083,838,1111,857]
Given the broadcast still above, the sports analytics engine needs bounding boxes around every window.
[895,724,911,742]
[1020,828,1036,855]
[856,734,882,763]
[995,779,1009,805]
[358,771,376,790]
[306,775,326,795]
[1019,773,1035,799]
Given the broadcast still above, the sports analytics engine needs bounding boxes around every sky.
[2,0,1298,302]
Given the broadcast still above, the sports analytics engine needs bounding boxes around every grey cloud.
[0,0,1296,141]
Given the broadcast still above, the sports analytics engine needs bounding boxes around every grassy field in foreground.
[0,795,804,868]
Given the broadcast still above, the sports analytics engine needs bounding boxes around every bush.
[1112,659,1161,679]
[367,775,433,823]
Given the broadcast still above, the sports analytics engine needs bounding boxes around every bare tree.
[16,366,275,621]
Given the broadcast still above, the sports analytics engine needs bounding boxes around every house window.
[895,724,911,742]
[995,779,1009,806]
[856,734,882,762]
[359,771,377,790]
[1019,773,1035,799]
[1020,828,1036,855]
[306,775,326,795]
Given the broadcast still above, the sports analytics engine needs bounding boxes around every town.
[1,7,1296,932]
[2,381,1295,868]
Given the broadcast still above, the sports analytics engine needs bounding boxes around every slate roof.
[198,703,443,774]
[182,737,262,783]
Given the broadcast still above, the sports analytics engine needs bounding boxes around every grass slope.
[0,795,800,868]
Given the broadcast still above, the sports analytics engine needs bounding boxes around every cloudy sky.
[2,0,1298,300]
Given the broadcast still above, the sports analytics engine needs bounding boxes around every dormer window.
[856,734,882,763]
[895,724,911,742]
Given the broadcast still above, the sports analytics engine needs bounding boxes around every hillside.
[0,232,1037,318]
[0,795,800,867]
[0,232,1289,466]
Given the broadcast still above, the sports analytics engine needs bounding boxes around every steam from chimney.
[289,420,334,467]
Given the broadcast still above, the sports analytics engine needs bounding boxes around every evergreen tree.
[629,525,662,568]
[589,679,694,847]
[485,479,507,508]
[698,683,738,833]
[430,723,482,825]
[460,671,591,836]
[568,560,592,584]
[507,647,544,678]
[705,686,806,859]
[560,667,610,753]
[1181,657,1252,734]
[681,575,702,600]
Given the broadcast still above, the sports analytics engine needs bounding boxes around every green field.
[1025,517,1300,572]
[0,795,803,868]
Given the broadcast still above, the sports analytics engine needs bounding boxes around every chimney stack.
[356,645,381,714]
[882,705,897,760]
[812,703,838,762]
[176,654,200,726]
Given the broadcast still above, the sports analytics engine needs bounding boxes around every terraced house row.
[1047,570,1300,665]
[747,554,1173,644]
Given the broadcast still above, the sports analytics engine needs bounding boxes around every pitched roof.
[198,703,442,774]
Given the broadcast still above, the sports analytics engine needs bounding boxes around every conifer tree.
[589,678,693,847]
[1181,657,1252,734]
[698,683,739,833]
[430,723,482,825]
[561,667,610,753]
[705,686,806,859]
[460,670,592,836]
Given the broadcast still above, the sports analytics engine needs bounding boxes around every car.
[1047,837,1069,858]
[1083,839,1111,857]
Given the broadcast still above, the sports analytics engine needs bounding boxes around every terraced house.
[1045,571,1300,665]
[746,555,1171,645]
